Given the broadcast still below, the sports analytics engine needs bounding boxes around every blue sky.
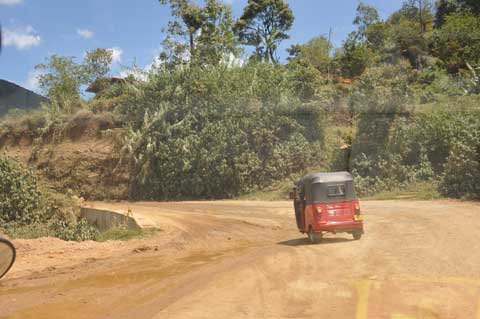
[0,0,404,93]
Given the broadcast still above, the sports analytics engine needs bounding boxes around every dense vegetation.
[339,65,480,198]
[1,0,480,240]
[118,64,326,199]
[0,155,99,240]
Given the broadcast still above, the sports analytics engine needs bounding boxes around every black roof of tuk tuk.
[295,172,353,186]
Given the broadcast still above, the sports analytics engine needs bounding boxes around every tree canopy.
[159,0,238,66]
[83,48,114,82]
[436,0,480,26]
[234,0,294,63]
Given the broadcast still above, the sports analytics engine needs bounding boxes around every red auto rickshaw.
[291,172,364,244]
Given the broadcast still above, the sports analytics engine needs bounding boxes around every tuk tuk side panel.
[294,200,304,231]
[304,205,315,232]
[293,182,308,232]
[303,181,310,231]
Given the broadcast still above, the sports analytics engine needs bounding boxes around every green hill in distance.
[0,79,48,116]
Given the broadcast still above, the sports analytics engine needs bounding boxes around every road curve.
[1,200,480,319]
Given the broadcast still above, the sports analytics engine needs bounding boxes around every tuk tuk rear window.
[311,182,355,203]
[327,185,346,197]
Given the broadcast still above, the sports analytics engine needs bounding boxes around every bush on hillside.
[0,155,98,240]
[0,155,43,224]
[341,74,480,199]
[118,64,327,199]
[438,109,480,199]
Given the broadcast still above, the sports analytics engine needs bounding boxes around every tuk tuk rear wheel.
[308,228,322,244]
[352,231,362,240]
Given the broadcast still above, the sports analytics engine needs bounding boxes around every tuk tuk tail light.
[316,207,322,215]
[354,204,361,215]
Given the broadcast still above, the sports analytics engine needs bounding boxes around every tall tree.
[287,36,331,100]
[35,55,86,105]
[335,33,373,78]
[435,0,459,26]
[83,48,113,82]
[234,0,294,63]
[287,36,331,74]
[353,2,380,38]
[461,0,480,14]
[431,12,480,72]
[160,0,204,62]
[435,0,480,27]
[389,0,434,32]
[352,3,386,49]
[159,0,238,65]
[385,1,433,69]
[388,18,428,69]
[196,0,239,65]
[393,0,434,32]
[411,0,432,32]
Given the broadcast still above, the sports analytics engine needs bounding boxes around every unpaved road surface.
[1,200,480,319]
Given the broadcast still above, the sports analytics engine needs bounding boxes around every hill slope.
[0,79,49,116]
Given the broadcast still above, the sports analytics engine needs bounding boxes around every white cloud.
[108,47,123,63]
[3,25,41,50]
[0,0,23,5]
[24,70,42,92]
[77,29,94,39]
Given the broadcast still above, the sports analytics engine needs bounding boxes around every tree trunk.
[418,0,426,33]
[189,32,195,59]
[269,47,276,64]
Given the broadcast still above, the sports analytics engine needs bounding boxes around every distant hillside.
[0,79,49,116]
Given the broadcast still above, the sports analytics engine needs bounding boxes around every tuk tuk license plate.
[354,215,364,221]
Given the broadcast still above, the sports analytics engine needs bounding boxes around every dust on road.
[1,200,480,319]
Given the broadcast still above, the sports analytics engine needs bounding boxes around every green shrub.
[2,222,53,239]
[335,64,480,199]
[48,218,99,241]
[119,64,326,200]
[431,13,480,72]
[96,228,143,242]
[0,155,99,241]
[0,155,43,224]
[439,112,480,199]
[343,80,480,199]
[3,218,99,242]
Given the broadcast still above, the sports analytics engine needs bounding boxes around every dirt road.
[1,200,480,319]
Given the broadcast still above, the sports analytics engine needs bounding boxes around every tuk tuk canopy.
[295,172,356,204]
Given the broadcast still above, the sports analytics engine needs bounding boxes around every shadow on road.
[277,237,352,246]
